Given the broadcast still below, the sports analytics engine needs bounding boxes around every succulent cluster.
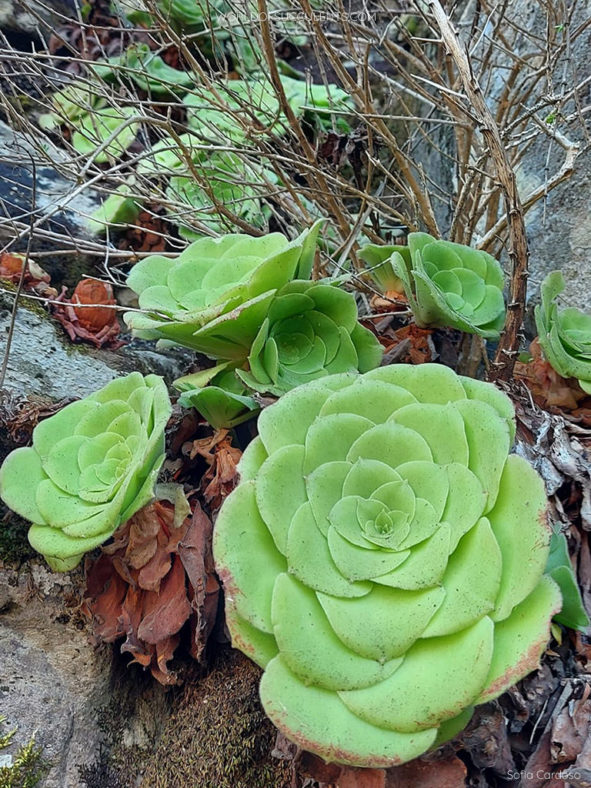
[362,233,506,338]
[0,373,171,571]
[535,271,591,394]
[123,225,322,356]
[125,225,384,425]
[214,364,560,766]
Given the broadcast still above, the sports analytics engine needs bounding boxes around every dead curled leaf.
[52,278,124,349]
[84,500,219,685]
[0,252,57,298]
[515,339,590,413]
[185,429,242,513]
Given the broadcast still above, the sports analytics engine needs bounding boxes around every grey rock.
[0,563,110,788]
[0,0,76,37]
[0,119,103,248]
[0,291,188,400]
[0,560,171,787]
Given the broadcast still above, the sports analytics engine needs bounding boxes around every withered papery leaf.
[178,502,220,661]
[84,553,128,642]
[120,584,153,667]
[125,505,161,569]
[137,554,191,645]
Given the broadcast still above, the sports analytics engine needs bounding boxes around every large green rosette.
[214,363,561,767]
[123,223,322,359]
[535,270,591,395]
[0,373,171,571]
[362,234,506,338]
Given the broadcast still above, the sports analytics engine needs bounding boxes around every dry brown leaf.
[124,506,161,569]
[551,689,591,763]
[137,555,192,645]
[83,553,127,642]
[385,755,467,788]
[515,339,589,412]
[178,503,220,662]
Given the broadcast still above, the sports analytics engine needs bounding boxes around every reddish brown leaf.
[120,585,153,666]
[515,339,588,411]
[192,431,242,511]
[151,634,181,685]
[178,503,220,662]
[385,755,467,788]
[125,505,161,569]
[52,278,123,348]
[137,555,191,645]
[338,767,386,787]
[84,553,128,642]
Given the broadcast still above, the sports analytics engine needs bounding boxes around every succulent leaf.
[545,526,590,631]
[214,364,559,767]
[0,373,171,570]
[535,270,591,392]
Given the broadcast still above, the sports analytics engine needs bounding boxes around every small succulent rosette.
[358,244,405,296]
[236,280,384,396]
[174,362,260,430]
[363,233,505,338]
[0,373,171,571]
[535,270,591,395]
[123,222,322,358]
[214,363,561,767]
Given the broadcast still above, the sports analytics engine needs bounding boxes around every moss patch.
[0,508,35,566]
[140,648,292,788]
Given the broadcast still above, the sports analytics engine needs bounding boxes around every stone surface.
[0,560,172,787]
[0,119,103,248]
[0,0,76,37]
[0,562,110,788]
[0,291,188,400]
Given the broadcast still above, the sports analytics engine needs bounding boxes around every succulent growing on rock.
[237,281,384,395]
[362,234,505,338]
[123,223,322,358]
[214,363,561,767]
[535,270,591,394]
[0,373,171,571]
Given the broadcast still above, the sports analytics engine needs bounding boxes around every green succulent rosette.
[358,244,405,295]
[535,271,591,395]
[237,281,384,396]
[365,233,505,338]
[123,223,322,359]
[214,363,561,767]
[0,373,171,572]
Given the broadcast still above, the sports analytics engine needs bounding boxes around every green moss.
[0,718,49,788]
[140,648,292,788]
[0,508,35,566]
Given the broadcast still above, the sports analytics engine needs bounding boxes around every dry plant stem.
[427,0,529,383]
[255,0,351,240]
[0,157,35,388]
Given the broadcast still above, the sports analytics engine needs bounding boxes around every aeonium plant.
[123,222,322,358]
[535,270,591,394]
[0,373,171,571]
[362,233,506,338]
[214,363,561,767]
[237,280,384,395]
